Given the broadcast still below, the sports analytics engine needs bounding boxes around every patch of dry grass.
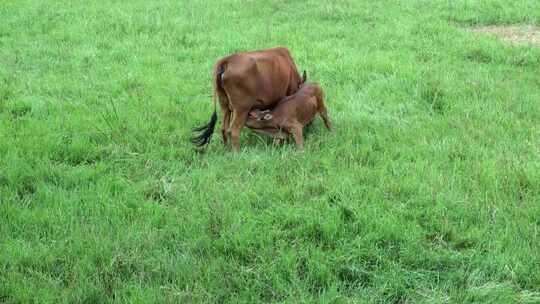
[470,25,540,46]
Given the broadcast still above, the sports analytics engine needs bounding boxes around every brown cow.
[191,47,306,152]
[245,82,332,150]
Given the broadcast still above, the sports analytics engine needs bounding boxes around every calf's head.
[246,109,277,130]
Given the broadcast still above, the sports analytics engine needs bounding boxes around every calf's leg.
[273,138,285,147]
[291,125,304,151]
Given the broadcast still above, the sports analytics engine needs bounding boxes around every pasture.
[1,0,540,302]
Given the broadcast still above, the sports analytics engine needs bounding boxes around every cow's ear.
[302,70,307,83]
[263,114,273,120]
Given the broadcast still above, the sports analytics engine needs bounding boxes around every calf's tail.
[191,60,226,147]
[315,84,332,131]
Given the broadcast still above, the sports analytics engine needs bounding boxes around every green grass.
[1,0,540,302]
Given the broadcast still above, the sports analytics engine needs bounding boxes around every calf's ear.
[263,114,273,120]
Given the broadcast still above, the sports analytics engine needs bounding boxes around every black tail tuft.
[191,111,217,147]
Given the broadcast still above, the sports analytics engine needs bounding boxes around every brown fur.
[192,47,306,152]
[246,83,332,151]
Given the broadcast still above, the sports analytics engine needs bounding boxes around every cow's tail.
[191,59,226,148]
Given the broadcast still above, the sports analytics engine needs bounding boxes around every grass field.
[1,0,540,303]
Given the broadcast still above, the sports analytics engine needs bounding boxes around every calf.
[191,47,306,152]
[246,83,332,150]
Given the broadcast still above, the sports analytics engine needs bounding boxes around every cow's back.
[220,47,302,109]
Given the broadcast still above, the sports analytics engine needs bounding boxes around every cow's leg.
[291,125,304,151]
[218,91,231,145]
[230,107,249,153]
[220,104,231,145]
[227,111,235,133]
